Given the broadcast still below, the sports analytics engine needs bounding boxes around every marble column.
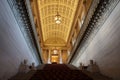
[67,50,70,57]
[47,49,51,64]
[59,50,63,64]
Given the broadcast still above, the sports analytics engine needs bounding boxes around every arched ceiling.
[37,0,79,44]
[44,37,66,47]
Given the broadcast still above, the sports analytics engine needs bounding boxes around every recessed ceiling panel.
[37,0,79,46]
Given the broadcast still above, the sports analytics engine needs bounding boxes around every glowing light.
[54,14,61,24]
[53,49,57,54]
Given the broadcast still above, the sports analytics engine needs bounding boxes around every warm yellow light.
[56,20,61,24]
[53,49,57,54]
[53,60,56,62]
[54,14,61,24]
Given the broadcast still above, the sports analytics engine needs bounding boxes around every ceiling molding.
[42,46,69,50]
[34,0,44,44]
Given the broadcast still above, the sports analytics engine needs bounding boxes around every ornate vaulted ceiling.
[36,0,79,47]
[30,0,93,63]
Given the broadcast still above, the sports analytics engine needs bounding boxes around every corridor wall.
[0,0,40,80]
[72,2,120,80]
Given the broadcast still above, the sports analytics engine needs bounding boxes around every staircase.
[9,64,113,80]
[30,64,92,80]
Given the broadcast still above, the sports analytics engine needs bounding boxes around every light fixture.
[54,0,61,24]
[53,49,57,54]
[55,12,61,24]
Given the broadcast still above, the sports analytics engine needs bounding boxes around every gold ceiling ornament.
[54,0,61,24]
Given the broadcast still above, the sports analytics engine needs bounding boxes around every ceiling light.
[55,0,61,24]
[55,13,61,24]
[53,49,58,54]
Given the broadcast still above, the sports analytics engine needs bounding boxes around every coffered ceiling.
[30,0,93,63]
[36,0,79,47]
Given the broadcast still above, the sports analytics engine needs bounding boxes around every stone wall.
[0,0,40,80]
[72,2,120,80]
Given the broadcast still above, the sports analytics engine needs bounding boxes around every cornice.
[68,0,120,63]
[34,0,44,45]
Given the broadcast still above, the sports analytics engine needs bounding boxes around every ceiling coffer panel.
[37,0,79,43]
